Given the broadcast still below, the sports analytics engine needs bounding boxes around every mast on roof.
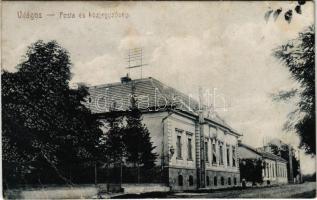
[126,47,148,79]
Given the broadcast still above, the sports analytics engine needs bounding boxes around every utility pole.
[288,144,294,183]
[198,87,206,188]
[298,149,302,183]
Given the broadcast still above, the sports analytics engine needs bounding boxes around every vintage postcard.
[1,1,315,199]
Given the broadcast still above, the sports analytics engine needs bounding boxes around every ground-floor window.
[178,175,183,186]
[206,176,210,186]
[228,177,231,185]
[234,177,237,185]
[189,175,194,186]
[214,176,218,186]
[221,177,224,185]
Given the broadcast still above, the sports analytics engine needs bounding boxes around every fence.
[3,161,166,190]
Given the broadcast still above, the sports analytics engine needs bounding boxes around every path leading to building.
[170,182,316,198]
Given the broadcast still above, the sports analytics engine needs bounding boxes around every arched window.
[228,177,231,185]
[234,177,237,185]
[189,175,194,186]
[178,175,183,186]
[221,177,225,185]
[214,176,218,186]
[206,176,210,186]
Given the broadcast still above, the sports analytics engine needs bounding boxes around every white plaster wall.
[205,124,239,173]
[142,112,169,166]
[168,113,196,169]
[275,162,288,183]
[263,158,277,182]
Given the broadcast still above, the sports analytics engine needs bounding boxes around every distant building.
[85,76,241,191]
[263,139,301,183]
[238,142,288,185]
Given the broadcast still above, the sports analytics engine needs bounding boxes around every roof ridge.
[87,76,240,135]
[150,78,198,103]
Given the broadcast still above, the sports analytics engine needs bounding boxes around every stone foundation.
[204,170,240,189]
[167,167,240,191]
[168,167,197,191]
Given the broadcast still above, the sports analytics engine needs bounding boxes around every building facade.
[238,143,288,185]
[85,77,241,191]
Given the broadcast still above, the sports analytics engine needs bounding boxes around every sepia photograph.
[1,1,315,199]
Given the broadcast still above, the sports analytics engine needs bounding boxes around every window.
[263,163,266,177]
[176,135,182,159]
[234,177,237,185]
[212,140,217,164]
[226,145,230,166]
[221,177,224,185]
[214,176,217,186]
[205,141,209,162]
[206,176,210,186]
[178,175,183,186]
[228,177,231,185]
[232,146,236,167]
[267,164,270,177]
[219,142,224,165]
[189,175,194,186]
[187,138,192,160]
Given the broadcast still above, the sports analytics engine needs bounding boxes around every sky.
[2,1,315,174]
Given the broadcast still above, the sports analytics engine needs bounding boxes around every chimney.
[121,74,132,84]
[263,145,272,153]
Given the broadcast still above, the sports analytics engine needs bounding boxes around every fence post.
[94,162,98,185]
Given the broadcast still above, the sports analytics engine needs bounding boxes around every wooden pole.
[94,162,97,185]
[120,159,123,186]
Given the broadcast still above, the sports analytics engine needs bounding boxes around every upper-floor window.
[212,140,217,164]
[226,145,230,166]
[205,141,209,162]
[232,146,236,167]
[187,138,192,160]
[176,135,182,159]
[219,141,224,165]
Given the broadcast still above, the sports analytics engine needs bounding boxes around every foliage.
[100,89,158,183]
[239,158,264,184]
[273,25,315,155]
[265,0,307,24]
[2,40,103,186]
[101,112,125,167]
[123,93,158,170]
[302,172,316,182]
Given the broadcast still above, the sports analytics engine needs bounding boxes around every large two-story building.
[85,76,241,191]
